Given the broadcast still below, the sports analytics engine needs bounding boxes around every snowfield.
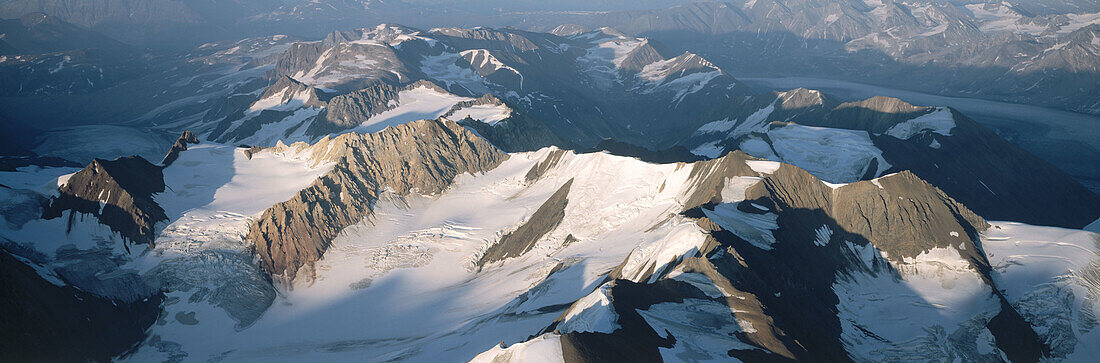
[4,137,1099,362]
[346,85,470,134]
[121,147,727,362]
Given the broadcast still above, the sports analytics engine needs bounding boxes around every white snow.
[702,203,778,250]
[738,136,779,160]
[345,85,471,134]
[835,243,1001,361]
[33,125,173,164]
[813,225,833,247]
[637,299,760,361]
[291,42,399,91]
[694,118,737,134]
[236,108,322,146]
[470,333,564,363]
[143,143,333,262]
[667,270,732,298]
[557,282,619,334]
[576,36,646,87]
[766,124,891,183]
[449,103,513,125]
[883,107,956,140]
[746,160,781,174]
[981,221,1100,359]
[125,147,715,362]
[248,86,316,113]
[0,165,79,196]
[965,4,1048,36]
[459,49,523,84]
[730,101,777,138]
[635,55,723,103]
[420,52,491,95]
[1056,12,1100,35]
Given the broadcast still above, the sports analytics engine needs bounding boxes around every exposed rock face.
[745,166,989,262]
[248,118,508,283]
[679,151,759,211]
[689,92,1100,229]
[523,148,567,183]
[269,35,411,93]
[726,164,1041,361]
[0,247,163,362]
[428,27,549,53]
[257,76,328,109]
[540,152,1047,361]
[160,130,199,166]
[305,81,400,137]
[0,12,132,55]
[824,96,935,134]
[477,179,572,267]
[43,156,166,246]
[618,40,666,72]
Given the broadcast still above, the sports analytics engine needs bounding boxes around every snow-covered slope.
[121,146,715,361]
[4,118,1099,361]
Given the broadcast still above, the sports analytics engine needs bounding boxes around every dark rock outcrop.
[744,166,988,261]
[524,148,568,184]
[693,92,1100,229]
[306,81,400,137]
[160,130,199,166]
[477,179,573,267]
[248,118,508,283]
[544,152,1046,361]
[43,156,166,246]
[729,164,1042,361]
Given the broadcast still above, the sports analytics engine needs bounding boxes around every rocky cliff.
[248,118,508,283]
[160,130,199,166]
[43,156,166,246]
[544,152,1047,362]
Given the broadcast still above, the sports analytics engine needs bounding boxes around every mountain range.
[1,2,1099,362]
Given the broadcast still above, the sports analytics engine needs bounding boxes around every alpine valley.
[1,2,1099,362]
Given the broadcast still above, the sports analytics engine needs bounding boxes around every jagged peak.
[161,131,199,167]
[250,117,508,283]
[742,163,989,261]
[44,155,167,246]
[322,30,352,45]
[776,88,829,110]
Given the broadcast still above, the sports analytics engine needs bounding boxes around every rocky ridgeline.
[689,91,1100,229]
[43,156,166,246]
[42,131,201,247]
[247,118,508,284]
[161,130,199,166]
[541,151,1048,362]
